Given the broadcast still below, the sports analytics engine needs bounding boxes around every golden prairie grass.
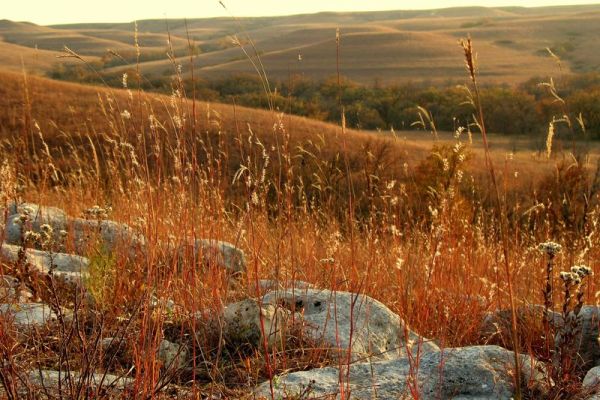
[4,5,600,83]
[0,33,599,400]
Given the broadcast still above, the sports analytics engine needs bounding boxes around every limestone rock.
[0,302,56,328]
[27,369,133,396]
[584,366,600,392]
[255,345,545,399]
[482,305,600,370]
[0,275,31,302]
[223,299,291,350]
[4,203,68,246]
[571,306,600,369]
[70,218,145,255]
[4,202,144,256]
[480,304,558,342]
[262,288,439,361]
[196,239,246,274]
[158,339,189,370]
[1,243,89,280]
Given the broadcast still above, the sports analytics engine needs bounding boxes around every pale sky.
[3,0,600,25]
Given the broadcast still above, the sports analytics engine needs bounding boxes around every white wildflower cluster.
[12,213,30,226]
[560,265,593,286]
[456,169,464,183]
[132,217,146,232]
[40,223,53,238]
[120,110,131,120]
[560,271,581,286]
[23,231,42,244]
[538,241,562,257]
[428,205,439,219]
[84,205,112,220]
[571,265,593,278]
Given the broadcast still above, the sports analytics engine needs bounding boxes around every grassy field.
[1,11,600,398]
[2,4,600,84]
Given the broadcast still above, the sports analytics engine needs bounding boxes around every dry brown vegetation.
[0,14,600,398]
[3,4,600,84]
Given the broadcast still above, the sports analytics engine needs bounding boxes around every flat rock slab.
[5,203,247,275]
[4,202,144,255]
[223,298,292,350]
[584,366,600,399]
[573,306,600,368]
[168,238,247,275]
[262,288,439,361]
[4,203,69,245]
[1,243,90,283]
[0,302,56,328]
[25,369,133,398]
[482,305,600,370]
[255,345,544,399]
[0,274,31,301]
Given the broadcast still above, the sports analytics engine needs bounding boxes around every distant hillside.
[0,68,554,202]
[1,4,600,84]
[0,68,427,169]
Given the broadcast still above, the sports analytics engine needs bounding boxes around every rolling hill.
[0,68,556,197]
[1,4,600,85]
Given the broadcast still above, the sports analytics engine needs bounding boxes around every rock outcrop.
[482,305,600,370]
[223,298,291,350]
[262,288,439,361]
[255,345,545,399]
[0,302,56,329]
[1,243,90,283]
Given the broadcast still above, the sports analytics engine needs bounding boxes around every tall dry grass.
[0,31,599,399]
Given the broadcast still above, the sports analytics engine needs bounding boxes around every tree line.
[49,63,600,138]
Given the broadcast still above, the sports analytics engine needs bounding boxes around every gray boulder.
[0,275,33,302]
[196,239,246,274]
[482,305,600,370]
[223,298,291,350]
[27,369,133,397]
[584,366,600,399]
[255,345,545,399]
[571,306,600,368]
[3,202,144,256]
[4,203,68,245]
[166,238,246,275]
[69,218,145,255]
[262,288,438,361]
[480,305,558,342]
[97,337,188,371]
[1,243,89,280]
[0,302,56,328]
[584,365,600,390]
[158,339,189,370]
